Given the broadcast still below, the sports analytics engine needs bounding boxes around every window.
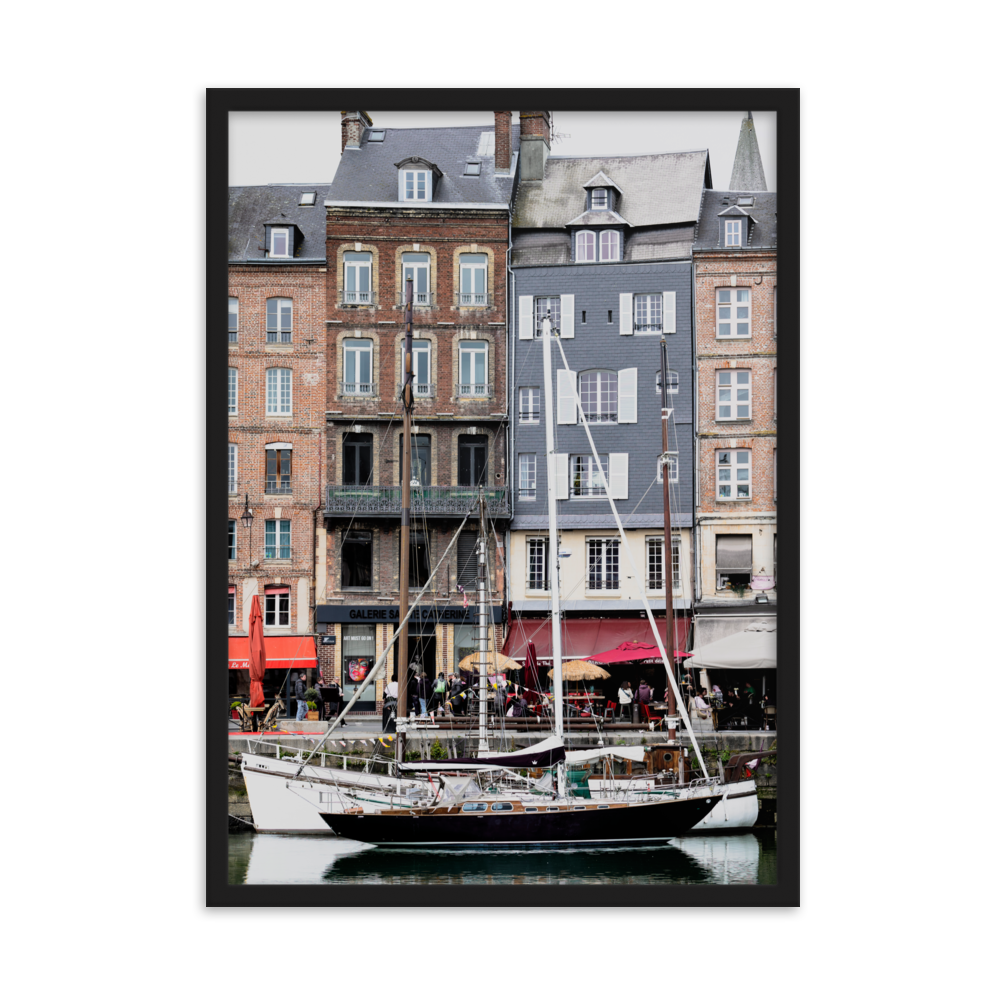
[342,529,373,589]
[299,191,316,206]
[402,253,430,305]
[717,288,750,338]
[265,447,292,494]
[716,534,752,591]
[458,342,488,395]
[519,386,540,423]
[591,188,608,210]
[343,339,374,394]
[228,298,238,343]
[402,340,431,395]
[587,538,620,591]
[571,454,609,498]
[716,369,751,421]
[457,533,479,591]
[401,169,431,201]
[228,586,235,625]
[774,368,777,420]
[575,230,596,262]
[368,129,385,142]
[264,520,291,560]
[672,530,681,593]
[656,370,679,395]
[656,453,679,483]
[774,448,777,500]
[717,449,751,500]
[458,435,487,487]
[266,297,292,343]
[464,162,481,176]
[579,371,618,423]
[599,230,620,261]
[462,801,488,812]
[527,538,549,591]
[270,228,290,257]
[401,529,430,588]
[264,585,290,626]
[343,433,372,485]
[634,294,662,333]
[534,297,561,337]
[519,454,536,501]
[265,367,292,415]
[459,254,487,305]
[725,219,742,246]
[228,444,237,493]
[647,537,664,592]
[228,520,236,561]
[228,368,238,415]
[344,252,372,303]
[773,286,777,336]
[491,801,513,811]
[399,434,431,486]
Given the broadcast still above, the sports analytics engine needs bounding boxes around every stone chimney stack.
[494,111,511,171]
[341,111,373,152]
[518,111,551,181]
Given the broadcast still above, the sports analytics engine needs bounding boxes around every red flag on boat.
[248,594,266,709]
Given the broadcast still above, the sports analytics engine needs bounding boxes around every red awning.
[228,635,317,670]
[502,617,690,661]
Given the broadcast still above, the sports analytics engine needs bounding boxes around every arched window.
[575,230,596,262]
[579,370,618,423]
[599,230,620,261]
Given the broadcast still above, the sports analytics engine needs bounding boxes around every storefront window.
[342,625,376,704]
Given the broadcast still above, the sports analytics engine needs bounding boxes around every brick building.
[503,111,710,690]
[692,112,777,651]
[227,184,328,701]
[317,112,518,711]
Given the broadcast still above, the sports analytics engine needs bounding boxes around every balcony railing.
[570,486,607,498]
[342,291,371,304]
[327,484,510,518]
[398,293,435,307]
[586,576,620,592]
[634,323,662,333]
[582,411,617,423]
[340,382,376,396]
[456,381,493,398]
[455,293,492,307]
[397,381,435,398]
[265,478,293,494]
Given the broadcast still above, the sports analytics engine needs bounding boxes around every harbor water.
[228,830,777,885]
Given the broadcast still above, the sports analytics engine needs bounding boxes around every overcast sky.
[229,111,776,191]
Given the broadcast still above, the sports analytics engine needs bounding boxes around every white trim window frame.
[264,586,290,627]
[591,188,608,210]
[519,386,540,423]
[459,254,488,305]
[518,453,537,502]
[633,293,662,333]
[725,219,742,246]
[646,536,665,593]
[265,445,292,494]
[571,454,609,498]
[534,297,561,337]
[228,443,237,494]
[344,339,374,395]
[655,369,679,395]
[228,367,238,415]
[402,252,430,305]
[578,370,618,423]
[717,449,752,500]
[716,369,751,421]
[526,537,549,592]
[265,367,292,415]
[599,230,620,261]
[264,519,291,561]
[575,230,596,262]
[402,340,432,395]
[228,297,238,343]
[717,288,751,338]
[459,342,488,396]
[656,452,679,484]
[402,169,431,201]
[671,530,682,594]
[270,227,290,257]
[266,297,293,343]
[344,252,372,304]
[586,537,620,592]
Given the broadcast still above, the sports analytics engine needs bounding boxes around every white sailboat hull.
[586,777,759,830]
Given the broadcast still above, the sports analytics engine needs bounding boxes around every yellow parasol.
[457,651,523,674]
[547,659,611,681]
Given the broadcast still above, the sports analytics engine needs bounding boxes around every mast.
[540,313,566,797]
[396,277,414,770]
[476,487,489,754]
[660,337,678,740]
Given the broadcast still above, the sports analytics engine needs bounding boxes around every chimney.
[494,111,511,171]
[518,111,551,181]
[341,111,373,152]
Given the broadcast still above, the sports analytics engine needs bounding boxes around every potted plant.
[304,687,321,721]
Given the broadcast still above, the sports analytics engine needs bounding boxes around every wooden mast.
[396,277,414,769]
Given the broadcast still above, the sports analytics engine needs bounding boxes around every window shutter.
[618,368,638,423]
[619,293,633,335]
[554,453,569,500]
[662,291,676,333]
[560,294,574,338]
[519,295,534,340]
[457,533,478,590]
[557,368,577,424]
[609,453,629,499]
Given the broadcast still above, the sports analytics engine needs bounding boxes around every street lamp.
[240,494,254,569]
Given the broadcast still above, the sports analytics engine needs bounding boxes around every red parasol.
[523,639,542,705]
[587,641,691,665]
[248,593,266,708]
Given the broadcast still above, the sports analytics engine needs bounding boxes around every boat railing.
[241,739,395,775]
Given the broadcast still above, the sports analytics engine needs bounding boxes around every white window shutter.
[618,368,638,423]
[557,368,577,424]
[560,294,575,338]
[663,291,676,333]
[519,295,534,340]
[554,453,569,500]
[619,293,633,335]
[397,171,405,201]
[609,453,629,499]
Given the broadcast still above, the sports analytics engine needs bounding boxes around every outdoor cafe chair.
[603,700,618,720]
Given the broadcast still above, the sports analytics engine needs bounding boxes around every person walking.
[327,678,342,721]
[382,675,398,733]
[416,671,430,717]
[294,672,308,722]
[429,673,446,715]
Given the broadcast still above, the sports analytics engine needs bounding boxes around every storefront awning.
[502,617,690,661]
[228,635,317,670]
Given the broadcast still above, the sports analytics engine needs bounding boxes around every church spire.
[729,111,766,190]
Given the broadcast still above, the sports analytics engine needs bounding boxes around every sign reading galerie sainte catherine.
[316,604,504,625]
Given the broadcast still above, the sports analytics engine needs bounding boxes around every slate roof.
[566,209,629,227]
[228,184,328,261]
[693,191,777,250]
[513,150,710,229]
[327,124,521,206]
[581,170,622,193]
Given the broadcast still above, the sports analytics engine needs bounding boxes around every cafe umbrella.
[248,593,266,711]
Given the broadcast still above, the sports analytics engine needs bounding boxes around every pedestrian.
[429,673,446,715]
[294,672,308,722]
[416,670,430,717]
[327,678,342,720]
[382,674,398,733]
[450,672,464,715]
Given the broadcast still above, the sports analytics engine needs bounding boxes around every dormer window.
[725,220,742,247]
[270,228,290,257]
[591,188,608,210]
[599,230,620,261]
[401,169,431,201]
[576,231,596,262]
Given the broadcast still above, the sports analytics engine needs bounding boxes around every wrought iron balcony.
[265,477,293,494]
[326,484,510,519]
